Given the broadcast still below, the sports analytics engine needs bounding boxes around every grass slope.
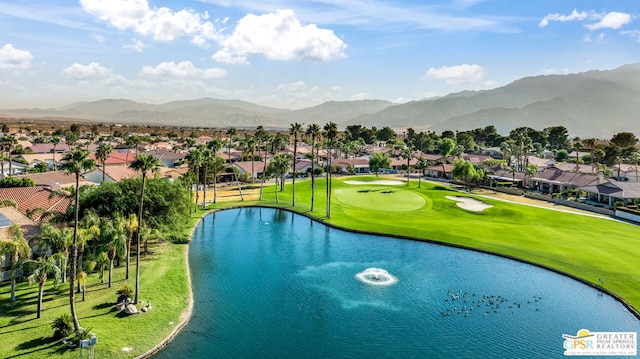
[0,218,197,359]
[254,176,640,315]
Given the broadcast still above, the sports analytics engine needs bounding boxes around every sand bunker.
[344,180,405,185]
[446,196,493,212]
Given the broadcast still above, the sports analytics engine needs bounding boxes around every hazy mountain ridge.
[1,63,639,137]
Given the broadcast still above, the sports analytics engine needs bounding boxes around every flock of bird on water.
[441,289,542,318]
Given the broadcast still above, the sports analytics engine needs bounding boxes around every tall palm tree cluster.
[2,146,161,334]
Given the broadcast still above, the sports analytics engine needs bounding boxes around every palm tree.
[77,209,100,292]
[179,171,196,213]
[289,123,303,206]
[65,131,79,153]
[99,214,126,288]
[401,145,414,186]
[573,137,583,172]
[95,142,114,183]
[125,135,140,164]
[184,148,203,210]
[129,153,160,304]
[628,151,640,183]
[0,224,31,302]
[26,255,61,319]
[40,225,71,283]
[323,122,338,219]
[583,138,597,165]
[60,147,95,331]
[525,163,538,188]
[207,139,225,204]
[1,135,17,175]
[267,154,291,203]
[201,148,213,209]
[124,213,138,280]
[244,134,257,184]
[225,128,237,164]
[95,251,109,284]
[415,157,428,188]
[259,133,274,200]
[306,124,321,211]
[51,136,60,168]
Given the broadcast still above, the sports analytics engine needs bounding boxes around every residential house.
[146,149,185,168]
[612,164,639,183]
[580,180,640,206]
[333,158,370,174]
[0,185,72,220]
[231,161,267,180]
[553,163,598,174]
[25,143,66,155]
[0,161,27,177]
[16,153,59,170]
[0,207,41,281]
[486,168,526,187]
[529,167,599,194]
[14,171,95,188]
[390,157,418,171]
[425,163,453,179]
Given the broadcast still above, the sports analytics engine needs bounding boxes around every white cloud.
[426,64,487,85]
[212,9,347,64]
[622,30,640,43]
[539,9,631,31]
[62,62,112,79]
[350,92,371,101]
[483,80,499,88]
[539,9,588,27]
[123,39,146,52]
[276,80,319,98]
[79,0,222,44]
[585,12,631,30]
[91,34,106,42]
[584,32,606,44]
[540,68,570,75]
[0,44,33,70]
[140,61,227,80]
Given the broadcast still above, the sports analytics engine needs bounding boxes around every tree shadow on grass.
[433,185,455,191]
[4,336,60,358]
[0,319,47,335]
[92,302,116,310]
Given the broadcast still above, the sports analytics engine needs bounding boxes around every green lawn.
[0,212,204,359]
[1,176,638,358]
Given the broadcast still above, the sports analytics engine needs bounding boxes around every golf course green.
[333,185,428,212]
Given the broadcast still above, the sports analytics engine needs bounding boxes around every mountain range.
[2,63,639,138]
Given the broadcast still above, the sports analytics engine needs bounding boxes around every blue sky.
[0,0,638,109]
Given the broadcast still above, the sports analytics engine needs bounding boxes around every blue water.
[155,208,639,358]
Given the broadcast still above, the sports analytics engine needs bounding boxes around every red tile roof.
[0,186,71,221]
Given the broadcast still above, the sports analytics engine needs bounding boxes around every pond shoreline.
[140,199,640,358]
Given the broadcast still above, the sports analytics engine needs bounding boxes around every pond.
[154,208,639,358]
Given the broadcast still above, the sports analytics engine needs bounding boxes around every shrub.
[71,327,94,346]
[51,314,73,339]
[116,286,134,303]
